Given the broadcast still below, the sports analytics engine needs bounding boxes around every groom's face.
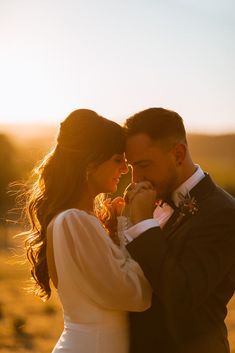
[126,133,180,200]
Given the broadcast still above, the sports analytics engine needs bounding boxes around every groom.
[123,108,235,353]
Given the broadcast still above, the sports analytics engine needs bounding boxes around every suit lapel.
[164,209,192,239]
[162,208,181,235]
[163,174,217,240]
[189,173,217,202]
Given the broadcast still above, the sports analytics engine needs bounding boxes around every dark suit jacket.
[127,174,235,353]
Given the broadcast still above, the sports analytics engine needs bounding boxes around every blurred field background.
[0,125,235,352]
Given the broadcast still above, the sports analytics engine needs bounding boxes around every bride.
[23,109,152,353]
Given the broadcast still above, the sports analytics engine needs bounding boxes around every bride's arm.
[55,209,152,312]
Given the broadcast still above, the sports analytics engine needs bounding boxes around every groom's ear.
[172,143,187,166]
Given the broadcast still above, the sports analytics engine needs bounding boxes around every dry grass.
[228,300,235,352]
[0,250,63,353]
[0,227,235,353]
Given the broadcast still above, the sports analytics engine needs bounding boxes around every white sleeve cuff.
[125,219,160,242]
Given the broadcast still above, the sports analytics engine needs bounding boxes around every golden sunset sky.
[0,0,234,133]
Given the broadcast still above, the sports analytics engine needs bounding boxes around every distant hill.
[0,124,234,192]
[188,134,235,163]
[0,123,57,146]
[188,134,235,191]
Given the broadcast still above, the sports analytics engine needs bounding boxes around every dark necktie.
[164,197,178,210]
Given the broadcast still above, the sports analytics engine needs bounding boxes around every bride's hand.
[104,197,125,217]
[101,197,125,246]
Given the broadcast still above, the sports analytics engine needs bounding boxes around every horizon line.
[0,122,235,137]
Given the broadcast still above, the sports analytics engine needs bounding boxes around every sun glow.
[0,0,235,133]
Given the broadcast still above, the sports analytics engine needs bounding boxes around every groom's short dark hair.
[124,107,187,144]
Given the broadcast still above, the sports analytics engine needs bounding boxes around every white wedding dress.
[49,208,151,353]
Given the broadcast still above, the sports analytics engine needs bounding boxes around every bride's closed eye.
[112,154,126,164]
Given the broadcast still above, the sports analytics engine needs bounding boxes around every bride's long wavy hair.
[22,109,125,301]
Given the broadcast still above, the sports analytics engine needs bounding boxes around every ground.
[0,232,235,352]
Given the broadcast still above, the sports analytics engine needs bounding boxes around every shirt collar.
[172,165,205,207]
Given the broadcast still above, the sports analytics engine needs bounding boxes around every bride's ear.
[173,143,187,166]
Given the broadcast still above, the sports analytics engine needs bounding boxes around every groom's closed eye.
[133,161,152,169]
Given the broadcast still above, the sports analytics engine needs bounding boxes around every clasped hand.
[123,181,157,224]
[103,181,156,233]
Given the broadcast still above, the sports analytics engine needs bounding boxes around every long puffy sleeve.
[53,209,152,312]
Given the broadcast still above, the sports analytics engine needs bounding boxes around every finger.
[112,196,125,205]
[124,182,137,193]
[124,181,152,194]
[124,181,152,199]
[103,198,112,205]
[125,182,154,202]
[115,203,125,216]
[123,183,136,201]
[111,197,125,215]
[129,189,157,206]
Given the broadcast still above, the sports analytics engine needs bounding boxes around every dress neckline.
[69,208,97,218]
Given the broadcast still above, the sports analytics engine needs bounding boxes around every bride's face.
[88,154,128,194]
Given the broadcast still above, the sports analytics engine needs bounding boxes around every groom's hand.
[124,181,153,204]
[123,182,157,224]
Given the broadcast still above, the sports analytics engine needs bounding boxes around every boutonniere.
[174,192,199,227]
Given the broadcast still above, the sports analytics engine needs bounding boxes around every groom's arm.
[126,224,168,280]
[127,208,235,339]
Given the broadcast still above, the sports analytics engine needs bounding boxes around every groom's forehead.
[126,133,154,151]
[125,134,162,162]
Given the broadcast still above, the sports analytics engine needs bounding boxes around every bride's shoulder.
[51,208,106,241]
[54,208,97,226]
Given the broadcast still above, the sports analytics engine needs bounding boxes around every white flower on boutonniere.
[178,192,199,215]
[174,192,199,227]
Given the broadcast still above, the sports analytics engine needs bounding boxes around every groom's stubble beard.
[153,166,179,203]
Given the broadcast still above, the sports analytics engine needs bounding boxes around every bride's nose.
[120,160,129,174]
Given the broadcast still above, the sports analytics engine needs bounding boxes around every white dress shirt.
[125,165,205,242]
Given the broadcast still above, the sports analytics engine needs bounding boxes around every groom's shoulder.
[200,185,235,228]
[196,177,235,222]
[214,184,235,209]
[195,173,235,210]
[192,184,235,237]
